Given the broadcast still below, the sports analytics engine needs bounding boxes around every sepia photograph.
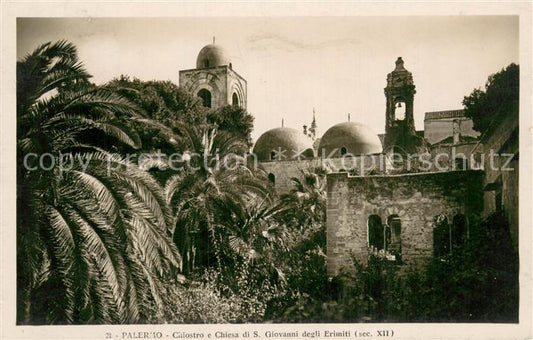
[2,2,532,339]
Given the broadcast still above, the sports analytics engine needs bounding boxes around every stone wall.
[478,111,519,249]
[259,159,322,194]
[424,112,480,145]
[180,67,228,109]
[326,170,484,275]
[258,154,387,194]
[258,150,480,195]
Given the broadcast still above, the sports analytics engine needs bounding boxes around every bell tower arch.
[384,57,425,154]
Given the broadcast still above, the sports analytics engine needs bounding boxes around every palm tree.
[17,41,181,324]
[209,169,328,314]
[210,197,293,287]
[161,124,272,274]
[279,169,327,228]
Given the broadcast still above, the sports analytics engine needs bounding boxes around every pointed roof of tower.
[394,57,407,71]
[386,57,415,88]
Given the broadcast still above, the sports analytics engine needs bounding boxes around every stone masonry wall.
[258,154,386,195]
[326,170,484,275]
[259,159,322,194]
[179,67,229,109]
[478,112,519,250]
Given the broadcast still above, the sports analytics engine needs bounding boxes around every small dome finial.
[282,118,284,128]
[213,36,216,44]
[395,57,405,71]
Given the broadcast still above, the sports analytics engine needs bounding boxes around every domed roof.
[253,127,315,162]
[318,122,382,157]
[196,44,230,69]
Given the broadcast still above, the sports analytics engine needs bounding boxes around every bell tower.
[179,41,247,110]
[384,57,424,154]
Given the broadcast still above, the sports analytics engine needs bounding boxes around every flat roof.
[424,109,465,120]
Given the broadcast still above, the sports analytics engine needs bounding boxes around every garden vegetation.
[17,41,518,324]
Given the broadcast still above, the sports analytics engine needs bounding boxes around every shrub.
[144,269,270,324]
[328,212,518,323]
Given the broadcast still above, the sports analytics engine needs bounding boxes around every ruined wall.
[326,170,484,275]
[258,150,478,196]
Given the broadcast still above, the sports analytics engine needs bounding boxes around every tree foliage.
[107,76,254,152]
[161,124,271,274]
[277,212,518,323]
[17,41,181,324]
[207,105,254,147]
[463,63,519,133]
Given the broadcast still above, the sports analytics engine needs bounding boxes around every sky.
[17,16,518,142]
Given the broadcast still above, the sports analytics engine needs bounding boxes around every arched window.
[197,89,211,108]
[204,60,210,68]
[388,215,401,237]
[270,151,276,160]
[340,146,347,156]
[232,92,239,107]
[229,62,233,69]
[387,215,401,255]
[268,173,275,184]
[394,97,406,120]
[433,214,449,257]
[368,215,384,250]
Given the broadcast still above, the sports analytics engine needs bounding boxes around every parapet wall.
[259,154,386,194]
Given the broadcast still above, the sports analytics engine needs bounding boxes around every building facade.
[179,46,517,275]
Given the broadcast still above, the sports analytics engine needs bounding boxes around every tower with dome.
[179,40,247,109]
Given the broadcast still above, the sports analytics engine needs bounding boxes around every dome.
[196,44,230,69]
[318,122,382,158]
[253,127,315,162]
